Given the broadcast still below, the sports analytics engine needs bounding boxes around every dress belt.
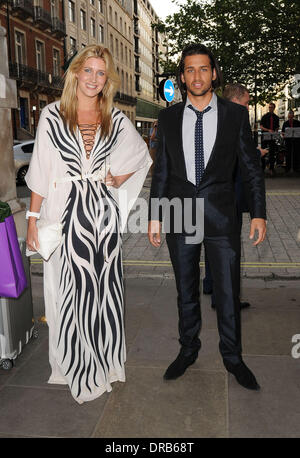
[53,171,106,187]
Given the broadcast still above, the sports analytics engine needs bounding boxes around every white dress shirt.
[182,92,218,185]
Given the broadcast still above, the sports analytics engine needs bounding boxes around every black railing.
[9,62,63,91]
[114,92,137,106]
[9,62,37,83]
[12,0,34,17]
[52,74,64,89]
[52,17,66,36]
[34,6,52,28]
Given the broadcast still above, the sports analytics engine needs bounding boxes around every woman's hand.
[105,171,134,188]
[104,171,117,187]
[26,219,40,252]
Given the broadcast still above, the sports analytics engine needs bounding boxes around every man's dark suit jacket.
[149,95,266,237]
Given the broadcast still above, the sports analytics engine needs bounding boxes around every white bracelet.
[26,211,41,220]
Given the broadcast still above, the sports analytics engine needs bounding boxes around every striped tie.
[188,104,212,186]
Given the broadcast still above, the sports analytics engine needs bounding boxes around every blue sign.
[163,79,175,102]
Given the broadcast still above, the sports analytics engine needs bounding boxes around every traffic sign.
[159,79,175,103]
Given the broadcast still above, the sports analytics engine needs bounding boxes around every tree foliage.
[155,0,300,106]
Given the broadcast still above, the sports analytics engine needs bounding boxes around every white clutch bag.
[26,220,63,261]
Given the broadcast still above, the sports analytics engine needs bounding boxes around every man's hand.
[148,220,162,247]
[249,218,267,246]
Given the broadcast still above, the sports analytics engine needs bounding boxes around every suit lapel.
[172,102,188,181]
[200,96,227,181]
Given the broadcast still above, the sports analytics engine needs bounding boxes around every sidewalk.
[0,175,299,438]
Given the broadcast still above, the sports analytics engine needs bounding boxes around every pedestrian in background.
[203,83,268,310]
[281,110,300,173]
[260,102,279,176]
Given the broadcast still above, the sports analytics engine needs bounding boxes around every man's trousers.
[166,233,242,367]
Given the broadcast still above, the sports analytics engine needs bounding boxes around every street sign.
[159,79,175,103]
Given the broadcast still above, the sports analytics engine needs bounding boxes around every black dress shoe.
[211,301,251,310]
[164,352,198,380]
[225,361,260,391]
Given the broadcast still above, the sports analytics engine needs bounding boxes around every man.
[148,44,266,391]
[281,110,300,173]
[260,102,279,176]
[203,83,268,310]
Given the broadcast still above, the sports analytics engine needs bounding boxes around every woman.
[26,45,151,403]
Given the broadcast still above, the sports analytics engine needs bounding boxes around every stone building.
[0,0,65,140]
[106,0,136,122]
[0,0,169,138]
[133,0,167,135]
[64,0,106,56]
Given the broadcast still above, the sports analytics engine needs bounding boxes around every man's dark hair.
[177,43,223,98]
[223,83,249,102]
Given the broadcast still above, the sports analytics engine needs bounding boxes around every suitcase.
[0,238,37,370]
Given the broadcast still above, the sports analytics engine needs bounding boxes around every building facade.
[1,0,170,139]
[64,0,106,57]
[133,0,168,135]
[0,0,65,139]
[107,0,136,122]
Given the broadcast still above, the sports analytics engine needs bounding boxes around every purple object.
[0,215,27,298]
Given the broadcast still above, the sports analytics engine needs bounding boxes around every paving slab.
[92,366,228,438]
[228,355,300,438]
[0,385,108,438]
[241,308,300,356]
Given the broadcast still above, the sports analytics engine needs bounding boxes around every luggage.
[0,238,36,370]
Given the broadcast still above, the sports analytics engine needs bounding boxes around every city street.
[0,173,299,438]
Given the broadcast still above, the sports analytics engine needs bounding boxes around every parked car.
[14,140,34,185]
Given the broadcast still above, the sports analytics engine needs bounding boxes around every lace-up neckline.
[78,122,100,159]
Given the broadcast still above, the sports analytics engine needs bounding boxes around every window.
[50,0,58,18]
[70,37,77,55]
[36,40,45,72]
[115,38,119,58]
[110,34,114,54]
[90,18,96,37]
[121,43,123,62]
[115,12,118,27]
[120,17,123,33]
[15,30,26,65]
[99,25,104,43]
[53,48,60,76]
[109,6,112,22]
[80,9,86,30]
[90,0,95,5]
[68,0,75,22]
[98,0,103,13]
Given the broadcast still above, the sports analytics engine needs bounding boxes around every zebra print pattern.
[46,105,126,402]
